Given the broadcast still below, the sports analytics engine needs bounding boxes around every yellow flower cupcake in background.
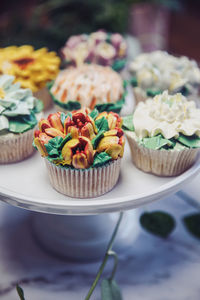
[129,51,200,104]
[123,91,200,176]
[0,45,61,109]
[49,64,127,114]
[34,108,125,198]
[0,74,43,163]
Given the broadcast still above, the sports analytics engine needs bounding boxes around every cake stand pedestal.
[0,145,199,261]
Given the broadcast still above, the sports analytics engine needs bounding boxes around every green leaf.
[92,131,105,149]
[183,214,200,239]
[46,80,54,90]
[180,86,190,97]
[140,211,175,238]
[45,134,71,159]
[22,111,37,126]
[177,134,200,148]
[101,279,123,300]
[122,115,134,131]
[142,135,174,150]
[129,76,138,87]
[95,98,124,114]
[92,152,111,167]
[9,118,33,133]
[16,285,25,300]
[95,117,109,132]
[111,59,126,72]
[33,99,44,113]
[146,89,162,97]
[89,108,99,120]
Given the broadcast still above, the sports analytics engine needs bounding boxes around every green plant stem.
[108,250,118,281]
[84,211,124,300]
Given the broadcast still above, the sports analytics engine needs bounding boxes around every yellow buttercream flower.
[0,45,61,92]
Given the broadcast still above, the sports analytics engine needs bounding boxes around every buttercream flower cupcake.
[0,45,61,109]
[0,75,43,163]
[61,30,127,71]
[34,108,125,198]
[49,64,126,113]
[123,91,200,176]
[129,51,200,104]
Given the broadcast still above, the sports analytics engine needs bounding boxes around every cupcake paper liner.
[126,132,199,176]
[34,87,52,110]
[133,87,147,104]
[45,158,121,198]
[0,129,35,164]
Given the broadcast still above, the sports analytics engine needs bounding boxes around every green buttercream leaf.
[33,99,44,113]
[183,214,200,239]
[129,76,138,87]
[92,130,105,149]
[146,89,162,97]
[122,115,134,131]
[45,134,72,159]
[174,141,186,151]
[140,211,176,238]
[22,111,37,126]
[46,80,54,90]
[101,279,122,300]
[93,152,111,167]
[142,135,174,150]
[180,86,190,97]
[49,87,81,111]
[95,98,124,114]
[89,108,99,120]
[111,59,126,72]
[9,118,33,133]
[177,134,200,148]
[0,115,9,131]
[95,117,109,132]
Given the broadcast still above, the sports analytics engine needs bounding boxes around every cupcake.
[0,45,61,109]
[129,51,200,104]
[123,91,200,176]
[34,108,125,198]
[0,74,43,163]
[61,30,127,71]
[49,64,126,114]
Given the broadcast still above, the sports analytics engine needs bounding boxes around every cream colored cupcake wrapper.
[34,87,52,110]
[0,128,35,164]
[126,131,199,176]
[133,87,148,104]
[45,158,121,198]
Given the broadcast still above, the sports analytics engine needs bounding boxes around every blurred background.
[0,0,200,60]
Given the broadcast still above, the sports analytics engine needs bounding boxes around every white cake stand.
[0,143,199,260]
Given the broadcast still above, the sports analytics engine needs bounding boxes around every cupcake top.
[129,51,200,97]
[0,45,61,92]
[34,108,125,169]
[123,91,200,150]
[50,64,125,112]
[61,30,127,71]
[0,75,43,134]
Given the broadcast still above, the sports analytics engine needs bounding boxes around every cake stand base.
[31,210,140,261]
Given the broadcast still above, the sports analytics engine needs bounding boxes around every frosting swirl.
[129,51,200,94]
[133,91,200,139]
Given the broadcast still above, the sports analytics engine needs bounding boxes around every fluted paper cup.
[45,158,121,198]
[133,87,147,104]
[0,129,35,164]
[34,87,52,110]
[126,131,199,176]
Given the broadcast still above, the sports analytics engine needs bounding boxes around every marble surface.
[0,176,200,300]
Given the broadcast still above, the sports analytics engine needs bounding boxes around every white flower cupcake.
[49,64,126,114]
[123,91,200,176]
[0,75,43,163]
[129,51,200,104]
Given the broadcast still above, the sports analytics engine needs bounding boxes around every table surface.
[0,174,200,300]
